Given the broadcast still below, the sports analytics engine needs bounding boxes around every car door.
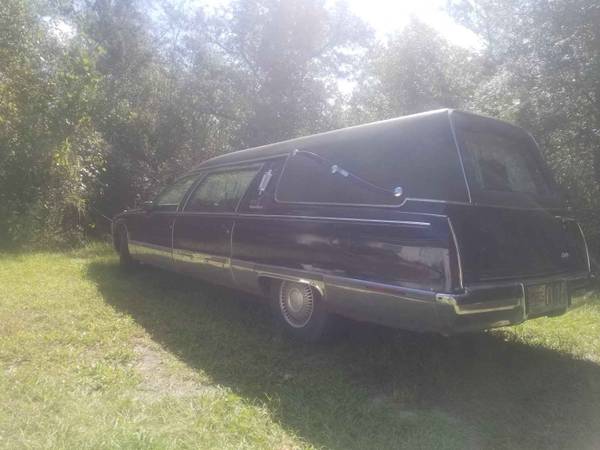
[129,175,198,269]
[172,165,261,285]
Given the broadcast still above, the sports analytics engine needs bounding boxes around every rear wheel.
[272,280,330,342]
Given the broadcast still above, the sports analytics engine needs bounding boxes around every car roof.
[189,109,463,172]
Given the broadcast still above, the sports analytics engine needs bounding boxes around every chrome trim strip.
[435,293,522,315]
[555,215,578,222]
[576,221,592,273]
[170,217,176,254]
[193,153,290,172]
[177,211,238,217]
[172,248,230,269]
[448,110,473,204]
[129,240,173,260]
[520,282,527,319]
[164,200,566,212]
[229,220,238,284]
[257,270,326,298]
[173,210,433,226]
[230,259,254,270]
[176,211,431,227]
[129,240,171,252]
[237,214,430,227]
[324,275,434,304]
[446,217,464,289]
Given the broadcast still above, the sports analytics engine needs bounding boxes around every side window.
[154,175,198,210]
[185,166,260,212]
[242,158,286,211]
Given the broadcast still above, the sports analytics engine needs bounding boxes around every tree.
[449,0,600,253]
[0,0,106,247]
[206,0,372,147]
[348,18,483,124]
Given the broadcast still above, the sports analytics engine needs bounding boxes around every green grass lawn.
[1,244,599,449]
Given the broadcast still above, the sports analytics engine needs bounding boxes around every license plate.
[526,282,568,315]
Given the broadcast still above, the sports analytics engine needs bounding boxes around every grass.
[0,244,599,449]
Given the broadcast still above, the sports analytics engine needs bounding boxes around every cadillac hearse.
[112,109,592,341]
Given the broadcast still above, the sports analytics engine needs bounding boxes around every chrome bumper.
[436,286,523,316]
[434,272,593,333]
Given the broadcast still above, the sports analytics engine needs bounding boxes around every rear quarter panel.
[231,206,454,331]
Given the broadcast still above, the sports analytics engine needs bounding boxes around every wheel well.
[257,276,281,298]
[113,222,127,252]
[257,276,324,301]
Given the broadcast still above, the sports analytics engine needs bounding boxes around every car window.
[154,175,198,208]
[240,158,286,211]
[185,166,260,212]
[458,128,550,195]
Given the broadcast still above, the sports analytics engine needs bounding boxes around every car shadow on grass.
[86,260,600,450]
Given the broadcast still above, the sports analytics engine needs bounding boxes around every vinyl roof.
[191,108,465,171]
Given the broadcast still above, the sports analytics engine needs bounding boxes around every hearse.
[112,109,592,341]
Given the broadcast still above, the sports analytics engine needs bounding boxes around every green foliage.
[0,0,371,247]
[206,0,372,146]
[0,0,107,248]
[1,0,600,255]
[448,0,600,254]
[349,19,482,124]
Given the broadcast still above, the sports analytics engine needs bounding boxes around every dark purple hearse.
[112,110,592,341]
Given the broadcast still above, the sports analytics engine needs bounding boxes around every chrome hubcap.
[279,282,315,328]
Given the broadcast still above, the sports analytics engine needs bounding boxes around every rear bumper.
[435,272,593,334]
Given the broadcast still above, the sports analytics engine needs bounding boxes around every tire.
[117,226,136,270]
[272,280,330,342]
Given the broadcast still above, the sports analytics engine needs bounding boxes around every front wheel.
[272,280,330,342]
[117,227,136,270]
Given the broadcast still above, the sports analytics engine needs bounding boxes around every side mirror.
[141,200,155,211]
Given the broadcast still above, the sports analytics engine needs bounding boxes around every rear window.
[458,128,550,196]
[275,114,469,205]
[450,112,562,210]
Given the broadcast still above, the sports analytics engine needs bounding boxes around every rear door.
[172,165,261,285]
[448,206,589,283]
[449,112,590,283]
